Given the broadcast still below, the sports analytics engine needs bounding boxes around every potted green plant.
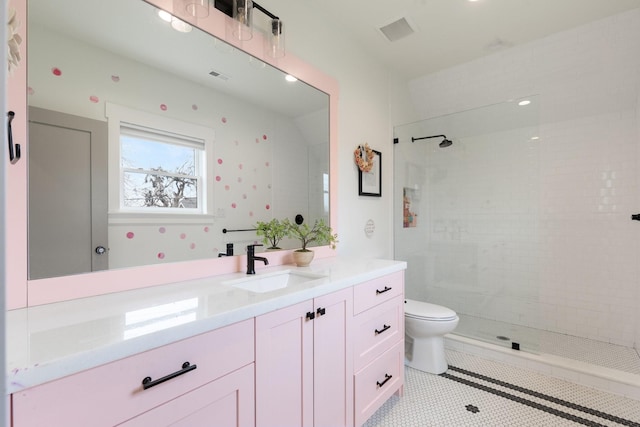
[286,218,337,266]
[255,218,289,250]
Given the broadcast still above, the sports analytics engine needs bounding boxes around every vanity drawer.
[12,319,254,427]
[354,341,404,427]
[353,295,404,371]
[353,272,404,315]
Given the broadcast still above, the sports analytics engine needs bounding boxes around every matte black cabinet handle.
[376,286,392,295]
[316,307,326,317]
[377,373,392,388]
[142,361,197,390]
[306,311,315,320]
[632,214,640,221]
[6,111,21,165]
[375,324,391,335]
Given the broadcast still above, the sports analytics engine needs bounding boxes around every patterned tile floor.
[456,314,640,375]
[363,350,640,427]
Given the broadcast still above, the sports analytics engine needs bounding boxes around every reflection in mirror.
[27,0,329,280]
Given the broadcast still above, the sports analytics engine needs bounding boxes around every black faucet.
[247,244,268,274]
[218,243,234,257]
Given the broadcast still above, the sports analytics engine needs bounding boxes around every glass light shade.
[266,18,285,58]
[184,0,209,18]
[232,0,253,41]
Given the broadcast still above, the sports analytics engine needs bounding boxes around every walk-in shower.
[393,96,640,377]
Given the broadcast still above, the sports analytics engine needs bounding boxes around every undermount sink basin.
[223,270,327,293]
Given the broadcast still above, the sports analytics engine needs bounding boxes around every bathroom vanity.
[7,258,406,426]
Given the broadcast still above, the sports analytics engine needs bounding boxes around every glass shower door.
[393,97,541,353]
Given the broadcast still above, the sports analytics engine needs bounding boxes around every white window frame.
[106,103,214,224]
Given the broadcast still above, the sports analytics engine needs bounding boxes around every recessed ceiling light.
[518,100,531,106]
[171,18,192,33]
[158,10,172,22]
[285,75,298,82]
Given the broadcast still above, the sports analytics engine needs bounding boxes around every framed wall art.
[358,149,381,197]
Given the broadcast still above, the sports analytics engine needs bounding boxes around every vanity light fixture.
[232,0,286,58]
[184,0,210,18]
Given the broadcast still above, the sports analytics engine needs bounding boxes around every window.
[120,125,203,211]
[106,104,214,218]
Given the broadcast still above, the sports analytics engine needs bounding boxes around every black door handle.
[142,361,197,390]
[375,324,391,335]
[376,286,392,295]
[376,373,392,388]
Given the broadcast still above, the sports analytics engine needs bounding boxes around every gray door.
[28,107,108,279]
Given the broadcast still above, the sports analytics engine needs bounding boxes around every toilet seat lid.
[404,299,457,321]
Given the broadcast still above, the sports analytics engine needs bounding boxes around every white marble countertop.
[6,257,406,394]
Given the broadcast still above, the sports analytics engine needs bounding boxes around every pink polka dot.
[255,138,260,144]
[265,161,270,167]
[238,163,243,169]
[266,204,271,210]
[217,158,223,164]
[159,227,166,233]
[160,104,167,111]
[157,252,165,259]
[231,203,237,208]
[224,185,230,191]
[180,233,186,239]
[262,134,267,140]
[204,226,210,232]
[89,95,99,103]
[52,67,62,76]
[192,104,198,111]
[221,117,227,123]
[111,75,120,82]
[215,176,222,182]
[242,194,247,199]
[249,211,254,217]
[237,177,243,183]
[27,87,35,95]
[252,185,257,190]
[126,231,135,239]
[190,243,196,249]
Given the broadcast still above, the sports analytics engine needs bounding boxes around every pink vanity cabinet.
[255,287,354,427]
[11,319,255,427]
[352,272,405,427]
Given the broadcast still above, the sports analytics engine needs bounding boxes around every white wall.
[406,9,640,347]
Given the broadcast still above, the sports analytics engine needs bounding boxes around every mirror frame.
[7,0,338,308]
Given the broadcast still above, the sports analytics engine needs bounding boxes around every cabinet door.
[313,287,353,427]
[256,299,314,427]
[120,363,254,427]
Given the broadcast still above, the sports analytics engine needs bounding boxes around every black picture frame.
[358,149,381,197]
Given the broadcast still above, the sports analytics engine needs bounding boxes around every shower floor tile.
[455,314,640,375]
[363,349,640,427]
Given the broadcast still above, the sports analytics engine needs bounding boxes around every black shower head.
[411,134,452,148]
[439,138,452,148]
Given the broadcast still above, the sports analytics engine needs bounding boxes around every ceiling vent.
[209,70,230,81]
[378,17,416,42]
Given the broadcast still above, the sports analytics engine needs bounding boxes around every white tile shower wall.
[408,9,640,348]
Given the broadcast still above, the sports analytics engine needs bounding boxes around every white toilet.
[404,299,459,374]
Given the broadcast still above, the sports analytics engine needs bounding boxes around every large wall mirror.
[27,0,330,280]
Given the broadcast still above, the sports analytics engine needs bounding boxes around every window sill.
[108,212,216,225]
